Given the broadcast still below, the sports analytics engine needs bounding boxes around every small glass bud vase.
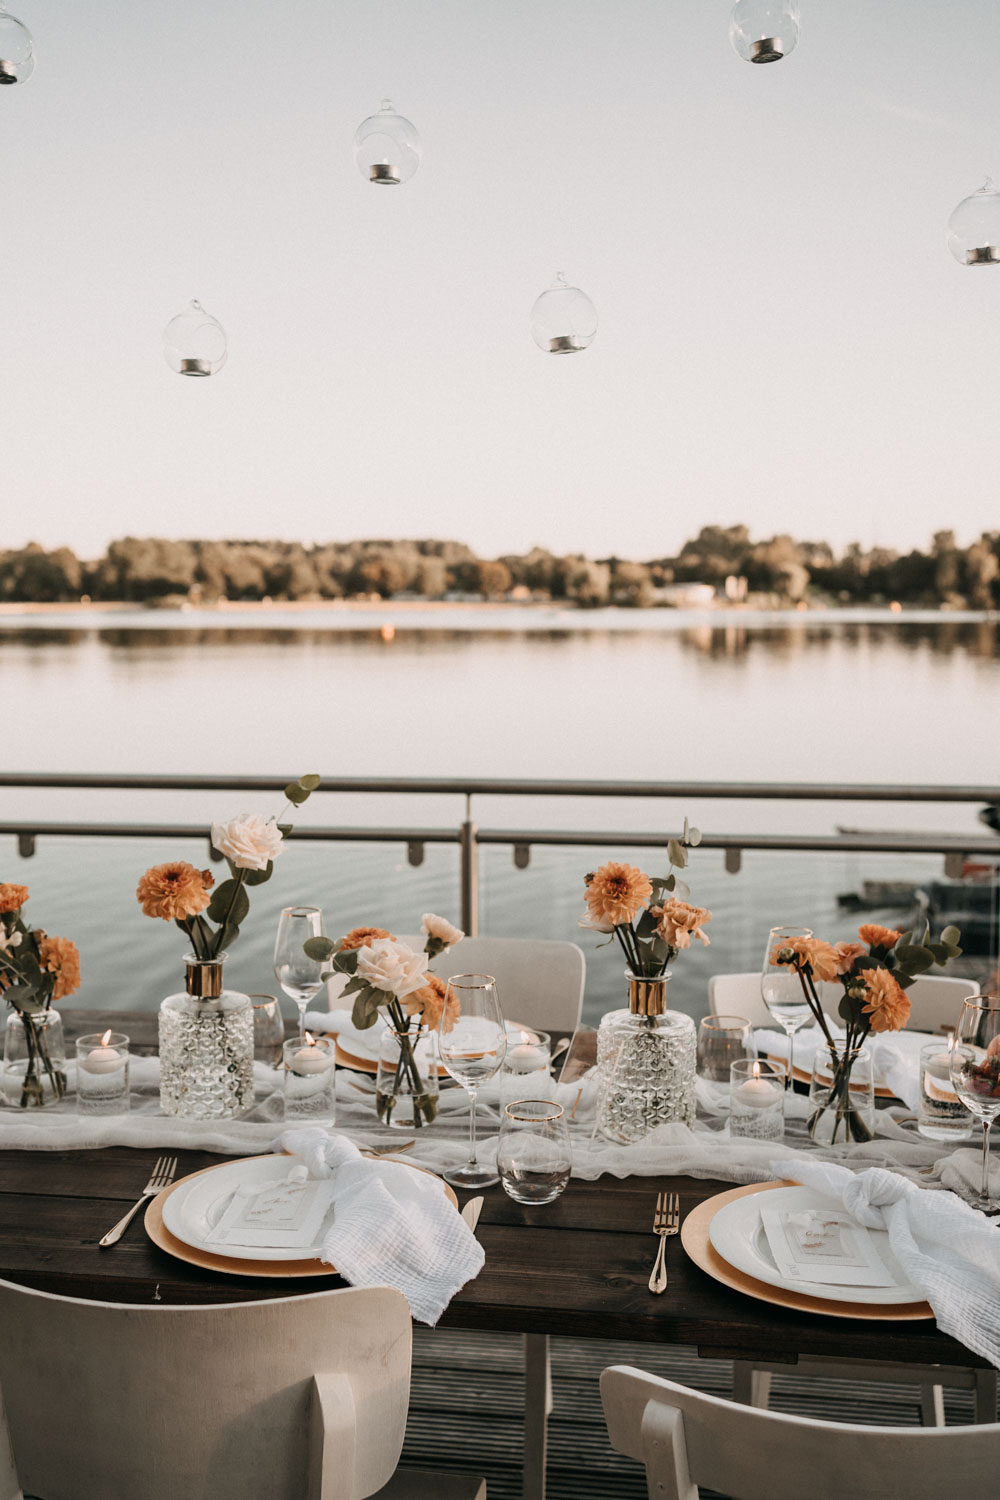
[596,972,696,1144]
[375,1025,440,1129]
[2,1008,67,1108]
[158,953,253,1119]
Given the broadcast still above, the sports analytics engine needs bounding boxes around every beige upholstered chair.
[601,1364,1000,1500]
[0,1278,485,1500]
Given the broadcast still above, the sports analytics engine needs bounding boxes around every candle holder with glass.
[282,1034,336,1126]
[729,1058,786,1140]
[76,1030,130,1115]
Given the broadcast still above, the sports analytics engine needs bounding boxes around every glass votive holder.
[697,1015,755,1082]
[918,1040,974,1142]
[497,1099,571,1205]
[728,1058,786,1141]
[500,1027,552,1108]
[282,1035,336,1126]
[76,1031,130,1115]
[250,994,286,1067]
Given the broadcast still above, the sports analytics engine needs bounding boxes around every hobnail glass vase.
[2,1008,67,1108]
[375,1024,440,1129]
[158,953,253,1119]
[596,972,696,1144]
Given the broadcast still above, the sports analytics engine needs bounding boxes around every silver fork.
[99,1156,177,1248]
[648,1191,680,1294]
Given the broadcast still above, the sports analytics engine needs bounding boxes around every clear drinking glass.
[273,906,325,1042]
[696,1015,755,1082]
[950,996,1000,1212]
[497,1100,572,1204]
[437,973,508,1189]
[250,994,286,1067]
[918,1039,973,1143]
[761,925,814,1093]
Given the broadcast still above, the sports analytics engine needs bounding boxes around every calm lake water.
[2,605,998,1023]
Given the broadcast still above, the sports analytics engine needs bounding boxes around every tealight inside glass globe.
[530,274,598,355]
[947,180,1000,265]
[729,0,800,63]
[354,99,421,185]
[0,6,35,85]
[163,300,228,376]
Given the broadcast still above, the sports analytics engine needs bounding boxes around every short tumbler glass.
[250,995,286,1067]
[919,1040,974,1143]
[696,1015,755,1082]
[497,1099,572,1205]
[282,1036,336,1126]
[76,1032,130,1116]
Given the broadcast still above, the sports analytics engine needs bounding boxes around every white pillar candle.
[733,1076,780,1108]
[506,1043,549,1074]
[291,1046,333,1076]
[81,1046,124,1074]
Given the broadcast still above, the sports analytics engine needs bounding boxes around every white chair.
[0,1278,486,1500]
[708,971,980,1035]
[601,1364,1000,1500]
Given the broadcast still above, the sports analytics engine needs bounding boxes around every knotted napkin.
[275,1127,484,1325]
[777,1158,1000,1369]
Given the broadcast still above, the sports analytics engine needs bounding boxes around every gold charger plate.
[762,1053,896,1100]
[145,1155,458,1279]
[680,1180,933,1321]
[334,1037,450,1079]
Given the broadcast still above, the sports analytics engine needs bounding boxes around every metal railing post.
[460,819,479,936]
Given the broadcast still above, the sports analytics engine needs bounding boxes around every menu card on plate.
[206,1176,333,1250]
[760,1204,897,1287]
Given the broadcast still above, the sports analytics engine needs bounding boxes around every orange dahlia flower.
[136,862,214,921]
[339,926,395,952]
[584,863,652,927]
[833,940,867,974]
[858,924,902,951]
[650,899,712,949]
[770,935,839,980]
[861,967,911,1033]
[38,936,81,1001]
[0,883,29,914]
[404,972,460,1034]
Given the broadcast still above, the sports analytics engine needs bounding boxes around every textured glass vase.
[2,1008,67,1108]
[596,973,696,1144]
[158,954,253,1118]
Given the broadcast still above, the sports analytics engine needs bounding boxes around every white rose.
[421,913,464,951]
[211,813,285,871]
[355,938,428,1000]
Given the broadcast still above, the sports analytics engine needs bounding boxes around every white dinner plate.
[708,1184,925,1306]
[161,1154,449,1263]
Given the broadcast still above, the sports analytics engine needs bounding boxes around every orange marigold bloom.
[37,936,81,1001]
[404,972,460,1034]
[339,926,395,952]
[0,883,29,914]
[833,941,867,974]
[770,935,839,980]
[858,924,902,951]
[861,967,911,1033]
[136,862,214,921]
[584,862,652,927]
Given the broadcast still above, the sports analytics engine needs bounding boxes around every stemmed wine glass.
[437,973,508,1189]
[761,926,814,1093]
[273,906,325,1043]
[950,995,1000,1213]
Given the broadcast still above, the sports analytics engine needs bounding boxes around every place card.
[206,1175,333,1249]
[760,1204,897,1287]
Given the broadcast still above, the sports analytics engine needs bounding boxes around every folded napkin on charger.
[275,1127,484,1326]
[777,1159,1000,1370]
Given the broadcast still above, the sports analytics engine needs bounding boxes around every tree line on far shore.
[1,526,998,609]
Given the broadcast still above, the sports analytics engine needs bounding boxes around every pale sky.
[3,0,1000,560]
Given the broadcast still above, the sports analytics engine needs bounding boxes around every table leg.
[523,1333,552,1500]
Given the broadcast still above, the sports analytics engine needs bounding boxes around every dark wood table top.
[0,1011,987,1370]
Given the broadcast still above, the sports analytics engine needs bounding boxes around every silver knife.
[461,1196,484,1233]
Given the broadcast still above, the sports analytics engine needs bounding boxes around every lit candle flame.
[304,1031,316,1047]
[100,1029,112,1046]
[752,1060,761,1081]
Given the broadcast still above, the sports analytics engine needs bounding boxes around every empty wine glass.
[274,906,325,1042]
[761,926,814,1092]
[950,996,1000,1213]
[437,973,508,1189]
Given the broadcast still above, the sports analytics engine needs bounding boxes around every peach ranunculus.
[211,813,285,871]
[802,940,843,983]
[339,926,395,952]
[833,941,867,974]
[37,936,81,1001]
[584,862,653,927]
[858,924,902,951]
[404,972,460,1034]
[860,966,911,1033]
[650,899,712,950]
[137,862,214,921]
[0,883,29,914]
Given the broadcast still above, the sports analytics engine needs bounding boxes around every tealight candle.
[76,1031,130,1116]
[282,1035,336,1126]
[82,1045,125,1075]
[291,1045,333,1076]
[729,1058,785,1141]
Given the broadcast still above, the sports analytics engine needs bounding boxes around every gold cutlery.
[648,1191,679,1294]
[461,1196,484,1233]
[99,1156,177,1247]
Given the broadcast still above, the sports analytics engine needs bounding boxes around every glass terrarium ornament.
[596,973,696,1144]
[530,273,598,355]
[729,0,800,64]
[0,4,35,85]
[163,300,228,376]
[947,179,1000,265]
[354,99,421,185]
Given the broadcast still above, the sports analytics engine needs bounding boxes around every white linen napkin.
[776,1158,1000,1369]
[275,1127,484,1326]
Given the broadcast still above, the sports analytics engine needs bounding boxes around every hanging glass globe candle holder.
[947,179,1000,265]
[530,273,598,355]
[354,100,421,185]
[729,0,799,64]
[0,5,35,85]
[163,300,228,377]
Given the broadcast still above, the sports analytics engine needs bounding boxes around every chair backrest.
[328,935,585,1035]
[708,971,981,1036]
[601,1365,1000,1500]
[0,1278,411,1500]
